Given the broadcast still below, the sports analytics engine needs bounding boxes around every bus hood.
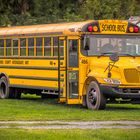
[88,57,140,84]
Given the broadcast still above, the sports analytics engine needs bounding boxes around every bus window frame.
[0,39,4,56]
[20,38,27,56]
[44,37,51,57]
[36,37,43,56]
[1,35,66,58]
[6,39,12,56]
[28,37,35,56]
[12,38,19,56]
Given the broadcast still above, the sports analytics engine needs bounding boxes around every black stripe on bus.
[0,66,58,70]
[10,84,61,91]
[9,75,64,82]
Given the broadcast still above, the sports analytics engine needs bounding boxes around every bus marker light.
[129,27,134,32]
[88,26,93,32]
[93,26,98,32]
[134,26,139,33]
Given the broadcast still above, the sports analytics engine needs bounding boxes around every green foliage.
[0,0,140,26]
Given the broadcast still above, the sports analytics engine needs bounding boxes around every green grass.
[0,94,139,121]
[0,129,139,140]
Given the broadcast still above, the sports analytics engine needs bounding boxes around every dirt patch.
[0,121,139,129]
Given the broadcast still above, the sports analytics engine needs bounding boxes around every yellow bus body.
[0,20,140,110]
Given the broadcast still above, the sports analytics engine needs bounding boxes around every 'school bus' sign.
[99,20,128,34]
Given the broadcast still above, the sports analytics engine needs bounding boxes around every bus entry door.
[58,37,80,104]
[58,37,67,103]
[66,39,80,104]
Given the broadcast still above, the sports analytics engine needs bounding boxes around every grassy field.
[0,94,139,121]
[0,129,139,140]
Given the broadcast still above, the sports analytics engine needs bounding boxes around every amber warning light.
[87,25,98,32]
[129,26,139,33]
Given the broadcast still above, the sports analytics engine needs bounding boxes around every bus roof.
[0,20,139,37]
[0,20,93,36]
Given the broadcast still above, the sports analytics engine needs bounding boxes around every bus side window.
[53,37,58,56]
[13,39,18,56]
[0,39,4,56]
[28,38,34,56]
[44,37,51,56]
[59,40,64,56]
[6,39,12,56]
[36,37,43,56]
[69,40,78,67]
[20,38,26,56]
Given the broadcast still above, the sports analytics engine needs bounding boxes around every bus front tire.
[0,76,9,99]
[86,81,106,110]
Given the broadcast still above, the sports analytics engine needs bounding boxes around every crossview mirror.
[109,53,119,62]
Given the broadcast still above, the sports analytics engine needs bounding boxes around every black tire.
[82,95,87,108]
[0,76,9,99]
[86,81,106,110]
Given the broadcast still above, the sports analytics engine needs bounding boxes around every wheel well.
[0,73,9,85]
[82,77,98,96]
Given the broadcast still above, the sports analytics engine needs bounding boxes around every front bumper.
[101,85,140,99]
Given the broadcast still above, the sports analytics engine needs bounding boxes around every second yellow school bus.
[0,20,140,110]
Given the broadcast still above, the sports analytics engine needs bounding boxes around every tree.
[0,0,140,26]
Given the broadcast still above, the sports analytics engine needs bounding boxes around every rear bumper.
[101,85,140,99]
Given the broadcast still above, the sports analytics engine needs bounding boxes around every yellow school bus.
[0,20,140,110]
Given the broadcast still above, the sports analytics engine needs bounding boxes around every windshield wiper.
[99,52,136,58]
[98,52,117,57]
[119,53,135,57]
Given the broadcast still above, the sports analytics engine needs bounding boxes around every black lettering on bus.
[0,60,4,64]
[122,25,125,32]
[102,24,105,31]
[5,60,11,64]
[117,25,125,32]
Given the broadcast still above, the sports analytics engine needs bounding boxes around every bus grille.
[124,69,140,83]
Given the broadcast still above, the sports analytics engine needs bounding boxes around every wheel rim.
[88,88,97,106]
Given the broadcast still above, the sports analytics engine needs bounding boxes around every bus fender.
[0,73,10,86]
[82,76,99,96]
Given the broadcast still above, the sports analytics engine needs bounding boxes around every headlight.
[104,78,121,84]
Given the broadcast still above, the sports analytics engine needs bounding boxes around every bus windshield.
[82,35,140,56]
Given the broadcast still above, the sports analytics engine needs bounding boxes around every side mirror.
[84,45,89,50]
[84,37,90,50]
